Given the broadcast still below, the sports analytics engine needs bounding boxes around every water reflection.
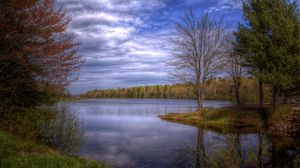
[173,127,300,168]
[65,99,300,168]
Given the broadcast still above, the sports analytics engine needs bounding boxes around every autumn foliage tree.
[0,0,83,110]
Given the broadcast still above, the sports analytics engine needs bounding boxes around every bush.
[0,103,84,154]
[38,104,84,154]
[0,107,54,140]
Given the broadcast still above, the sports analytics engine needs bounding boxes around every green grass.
[159,105,265,130]
[0,130,107,168]
[160,104,296,133]
[268,105,294,125]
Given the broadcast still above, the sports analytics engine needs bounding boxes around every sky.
[57,0,243,94]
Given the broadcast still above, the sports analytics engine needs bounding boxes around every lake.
[65,99,300,168]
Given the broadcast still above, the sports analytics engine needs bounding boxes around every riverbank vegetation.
[0,130,106,168]
[160,104,296,133]
[0,103,106,167]
[0,0,105,167]
[160,105,265,130]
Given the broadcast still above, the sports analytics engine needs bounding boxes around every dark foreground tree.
[0,0,84,110]
[170,11,230,110]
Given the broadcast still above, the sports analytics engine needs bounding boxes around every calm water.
[65,99,300,168]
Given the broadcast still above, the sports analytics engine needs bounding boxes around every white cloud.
[56,0,172,93]
[56,0,242,94]
[207,0,242,13]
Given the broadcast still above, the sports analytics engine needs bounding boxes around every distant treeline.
[80,78,270,103]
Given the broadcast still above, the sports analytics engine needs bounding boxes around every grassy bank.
[0,129,106,168]
[267,105,294,125]
[160,105,296,133]
[159,105,270,131]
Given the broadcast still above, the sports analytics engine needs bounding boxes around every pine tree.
[233,0,300,109]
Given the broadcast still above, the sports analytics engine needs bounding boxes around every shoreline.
[159,105,272,132]
[0,129,107,168]
[159,104,298,136]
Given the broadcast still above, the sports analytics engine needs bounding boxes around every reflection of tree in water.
[172,128,207,168]
[172,127,300,168]
[213,131,242,168]
[172,128,241,168]
[269,136,300,168]
[196,128,206,167]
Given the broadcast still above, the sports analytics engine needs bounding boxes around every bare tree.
[170,11,230,110]
[225,40,245,105]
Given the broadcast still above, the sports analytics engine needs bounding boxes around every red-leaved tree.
[0,0,84,108]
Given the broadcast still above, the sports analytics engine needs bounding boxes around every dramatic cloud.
[56,0,242,94]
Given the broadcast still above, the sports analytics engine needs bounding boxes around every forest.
[81,77,271,103]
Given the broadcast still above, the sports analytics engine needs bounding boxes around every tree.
[233,0,300,109]
[0,0,84,110]
[226,42,244,105]
[233,0,269,111]
[0,0,41,108]
[170,11,229,110]
[260,0,299,106]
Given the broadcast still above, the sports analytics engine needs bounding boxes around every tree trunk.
[200,84,204,110]
[282,89,288,104]
[197,83,204,111]
[258,80,264,112]
[272,85,278,108]
[235,81,241,105]
[197,83,201,110]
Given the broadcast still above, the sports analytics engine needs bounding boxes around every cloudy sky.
[57,0,243,94]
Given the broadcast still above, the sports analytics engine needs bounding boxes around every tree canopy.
[0,0,84,109]
[233,0,300,107]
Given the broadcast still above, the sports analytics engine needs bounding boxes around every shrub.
[0,107,54,140]
[38,104,84,154]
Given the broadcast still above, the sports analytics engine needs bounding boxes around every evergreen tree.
[233,0,300,109]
